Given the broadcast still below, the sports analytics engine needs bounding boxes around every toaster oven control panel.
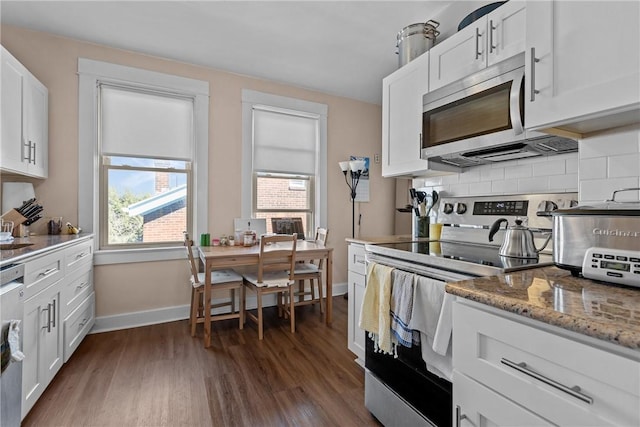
[582,247,640,288]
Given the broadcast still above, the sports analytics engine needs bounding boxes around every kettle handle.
[488,218,508,242]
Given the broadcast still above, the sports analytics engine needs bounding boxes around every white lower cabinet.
[347,243,366,364]
[22,279,63,418]
[21,236,94,420]
[452,300,640,426]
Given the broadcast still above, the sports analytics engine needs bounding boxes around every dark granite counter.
[446,266,640,350]
[0,233,93,266]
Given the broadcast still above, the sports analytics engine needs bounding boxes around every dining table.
[198,239,334,348]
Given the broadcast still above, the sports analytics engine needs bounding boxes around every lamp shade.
[349,159,366,172]
[339,161,350,172]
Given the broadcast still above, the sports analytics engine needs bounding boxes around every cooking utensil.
[396,20,439,67]
[489,218,551,258]
[426,190,439,218]
[396,204,414,213]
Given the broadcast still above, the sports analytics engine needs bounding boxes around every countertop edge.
[1,234,94,265]
[446,267,640,351]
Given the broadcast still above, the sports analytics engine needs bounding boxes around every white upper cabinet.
[381,52,430,177]
[1,46,48,178]
[525,1,640,134]
[429,1,526,91]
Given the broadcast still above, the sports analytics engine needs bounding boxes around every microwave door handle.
[510,70,525,135]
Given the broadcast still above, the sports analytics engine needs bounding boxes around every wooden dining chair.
[242,234,297,340]
[184,233,245,337]
[291,227,329,319]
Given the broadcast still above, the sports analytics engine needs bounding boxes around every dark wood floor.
[23,296,381,426]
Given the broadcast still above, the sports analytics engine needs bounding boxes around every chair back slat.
[313,227,329,269]
[183,232,200,285]
[257,234,297,283]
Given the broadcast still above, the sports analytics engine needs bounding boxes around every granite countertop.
[0,233,93,266]
[446,266,640,350]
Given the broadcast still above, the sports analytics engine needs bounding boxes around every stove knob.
[443,203,454,214]
[455,202,467,215]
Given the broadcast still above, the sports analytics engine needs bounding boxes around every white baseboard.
[90,281,347,334]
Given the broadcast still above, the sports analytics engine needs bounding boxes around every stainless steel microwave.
[421,54,577,171]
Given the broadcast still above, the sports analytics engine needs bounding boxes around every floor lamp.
[339,159,366,238]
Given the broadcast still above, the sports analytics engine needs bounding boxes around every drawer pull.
[79,318,89,328]
[76,281,89,289]
[356,259,365,265]
[38,267,58,278]
[75,252,88,260]
[500,358,593,405]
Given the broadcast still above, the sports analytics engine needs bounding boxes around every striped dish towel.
[390,270,419,350]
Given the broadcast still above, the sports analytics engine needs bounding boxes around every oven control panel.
[473,200,529,216]
[582,247,640,288]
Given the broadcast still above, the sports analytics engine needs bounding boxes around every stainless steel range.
[363,192,578,427]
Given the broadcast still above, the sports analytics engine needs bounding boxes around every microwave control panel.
[582,247,640,288]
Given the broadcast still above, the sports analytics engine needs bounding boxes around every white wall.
[414,123,640,204]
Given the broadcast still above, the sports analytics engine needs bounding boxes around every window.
[78,59,209,264]
[241,91,327,239]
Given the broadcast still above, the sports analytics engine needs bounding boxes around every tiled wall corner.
[578,124,640,203]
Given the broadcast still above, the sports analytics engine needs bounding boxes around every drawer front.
[60,264,93,319]
[24,250,64,300]
[348,244,366,275]
[64,239,93,274]
[454,371,552,427]
[63,292,95,362]
[454,301,640,426]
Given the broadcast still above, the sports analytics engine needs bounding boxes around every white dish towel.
[408,276,454,381]
[359,262,394,355]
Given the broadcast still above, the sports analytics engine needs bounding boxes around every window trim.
[78,58,209,265]
[241,90,327,234]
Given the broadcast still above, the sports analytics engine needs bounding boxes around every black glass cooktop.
[368,240,553,273]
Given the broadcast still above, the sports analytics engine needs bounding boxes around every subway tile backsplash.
[414,123,640,203]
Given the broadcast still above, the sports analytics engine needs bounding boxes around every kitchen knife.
[23,204,42,219]
[24,214,42,226]
[16,198,36,214]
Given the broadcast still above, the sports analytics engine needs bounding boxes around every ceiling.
[0,1,484,105]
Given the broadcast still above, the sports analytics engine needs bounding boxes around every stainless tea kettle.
[488,218,551,258]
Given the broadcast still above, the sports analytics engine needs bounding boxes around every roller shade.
[253,108,317,175]
[100,85,193,159]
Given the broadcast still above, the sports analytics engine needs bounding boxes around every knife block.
[1,209,27,235]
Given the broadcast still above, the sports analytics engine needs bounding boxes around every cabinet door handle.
[475,27,482,60]
[500,357,593,405]
[30,141,36,165]
[530,47,541,102]
[489,20,496,53]
[419,133,422,156]
[51,298,56,328]
[41,303,51,332]
[455,405,468,427]
[38,267,58,278]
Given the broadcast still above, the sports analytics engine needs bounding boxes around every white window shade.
[101,85,193,159]
[253,108,317,175]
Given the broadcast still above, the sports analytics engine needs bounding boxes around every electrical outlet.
[374,153,380,164]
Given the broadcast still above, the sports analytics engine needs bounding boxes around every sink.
[0,242,34,250]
